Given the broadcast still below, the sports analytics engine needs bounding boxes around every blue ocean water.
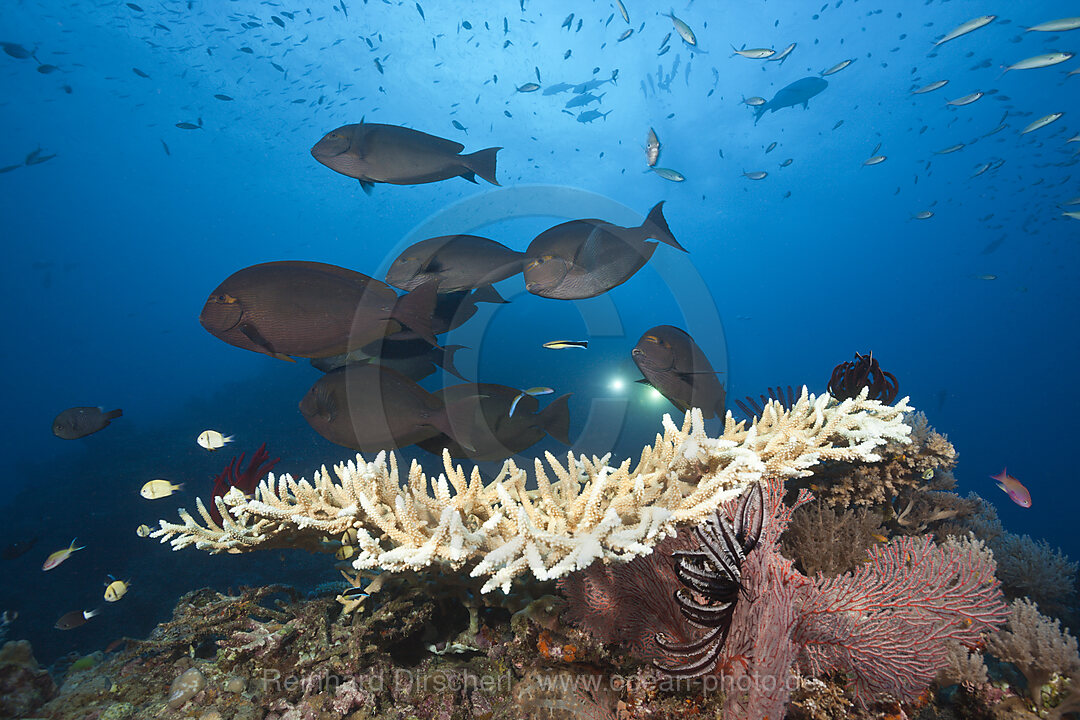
[1,0,1077,665]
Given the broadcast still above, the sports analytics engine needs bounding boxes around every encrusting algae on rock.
[148,388,912,593]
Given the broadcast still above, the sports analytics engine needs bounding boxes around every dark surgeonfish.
[311,338,468,381]
[753,77,828,124]
[524,202,686,300]
[199,261,438,361]
[632,326,726,419]
[53,407,123,439]
[310,122,501,193]
[418,383,571,461]
[299,365,460,452]
[385,235,525,294]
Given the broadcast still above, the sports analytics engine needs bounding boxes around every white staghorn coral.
[150,388,912,593]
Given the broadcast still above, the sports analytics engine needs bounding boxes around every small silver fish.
[1025,17,1080,32]
[743,170,767,180]
[911,79,948,94]
[768,42,796,64]
[912,210,934,220]
[645,127,661,166]
[934,15,996,46]
[653,167,685,182]
[732,46,775,59]
[946,91,983,106]
[664,10,696,46]
[821,58,854,76]
[1001,52,1074,75]
[863,155,887,166]
[1020,112,1064,135]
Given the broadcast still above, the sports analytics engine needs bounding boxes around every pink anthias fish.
[42,538,84,571]
[991,468,1031,508]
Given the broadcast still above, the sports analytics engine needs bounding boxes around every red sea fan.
[794,534,1009,703]
[207,443,280,524]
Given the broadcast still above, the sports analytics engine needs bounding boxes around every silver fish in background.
[524,202,686,300]
[53,407,122,439]
[385,235,525,294]
[632,325,725,419]
[311,122,501,193]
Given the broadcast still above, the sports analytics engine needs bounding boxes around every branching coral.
[984,598,1080,707]
[149,389,912,593]
[991,533,1078,618]
[781,502,885,577]
[801,411,956,509]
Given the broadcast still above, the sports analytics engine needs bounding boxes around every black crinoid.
[653,483,765,677]
[828,351,899,404]
[734,385,798,420]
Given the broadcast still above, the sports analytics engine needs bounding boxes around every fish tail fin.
[392,278,440,346]
[540,394,572,445]
[642,201,687,252]
[470,284,509,304]
[438,345,469,381]
[463,147,501,186]
[105,408,123,420]
[85,608,101,619]
[223,435,235,444]
[71,538,85,552]
[175,482,186,492]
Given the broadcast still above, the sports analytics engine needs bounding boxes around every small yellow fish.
[870,533,888,544]
[104,576,130,602]
[922,468,934,480]
[43,538,84,571]
[335,545,356,561]
[197,429,234,451]
[136,524,151,537]
[140,479,184,499]
[543,340,589,349]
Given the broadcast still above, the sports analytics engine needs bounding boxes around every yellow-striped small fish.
[543,340,588,349]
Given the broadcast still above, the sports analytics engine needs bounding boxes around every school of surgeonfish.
[29,0,1075,645]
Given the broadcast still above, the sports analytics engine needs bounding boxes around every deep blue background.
[1,0,1077,662]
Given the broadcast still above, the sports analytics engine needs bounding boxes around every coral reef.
[984,598,1080,708]
[149,389,913,593]
[0,640,57,720]
[991,533,1078,618]
[561,480,1008,718]
[801,411,959,512]
[781,501,885,576]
